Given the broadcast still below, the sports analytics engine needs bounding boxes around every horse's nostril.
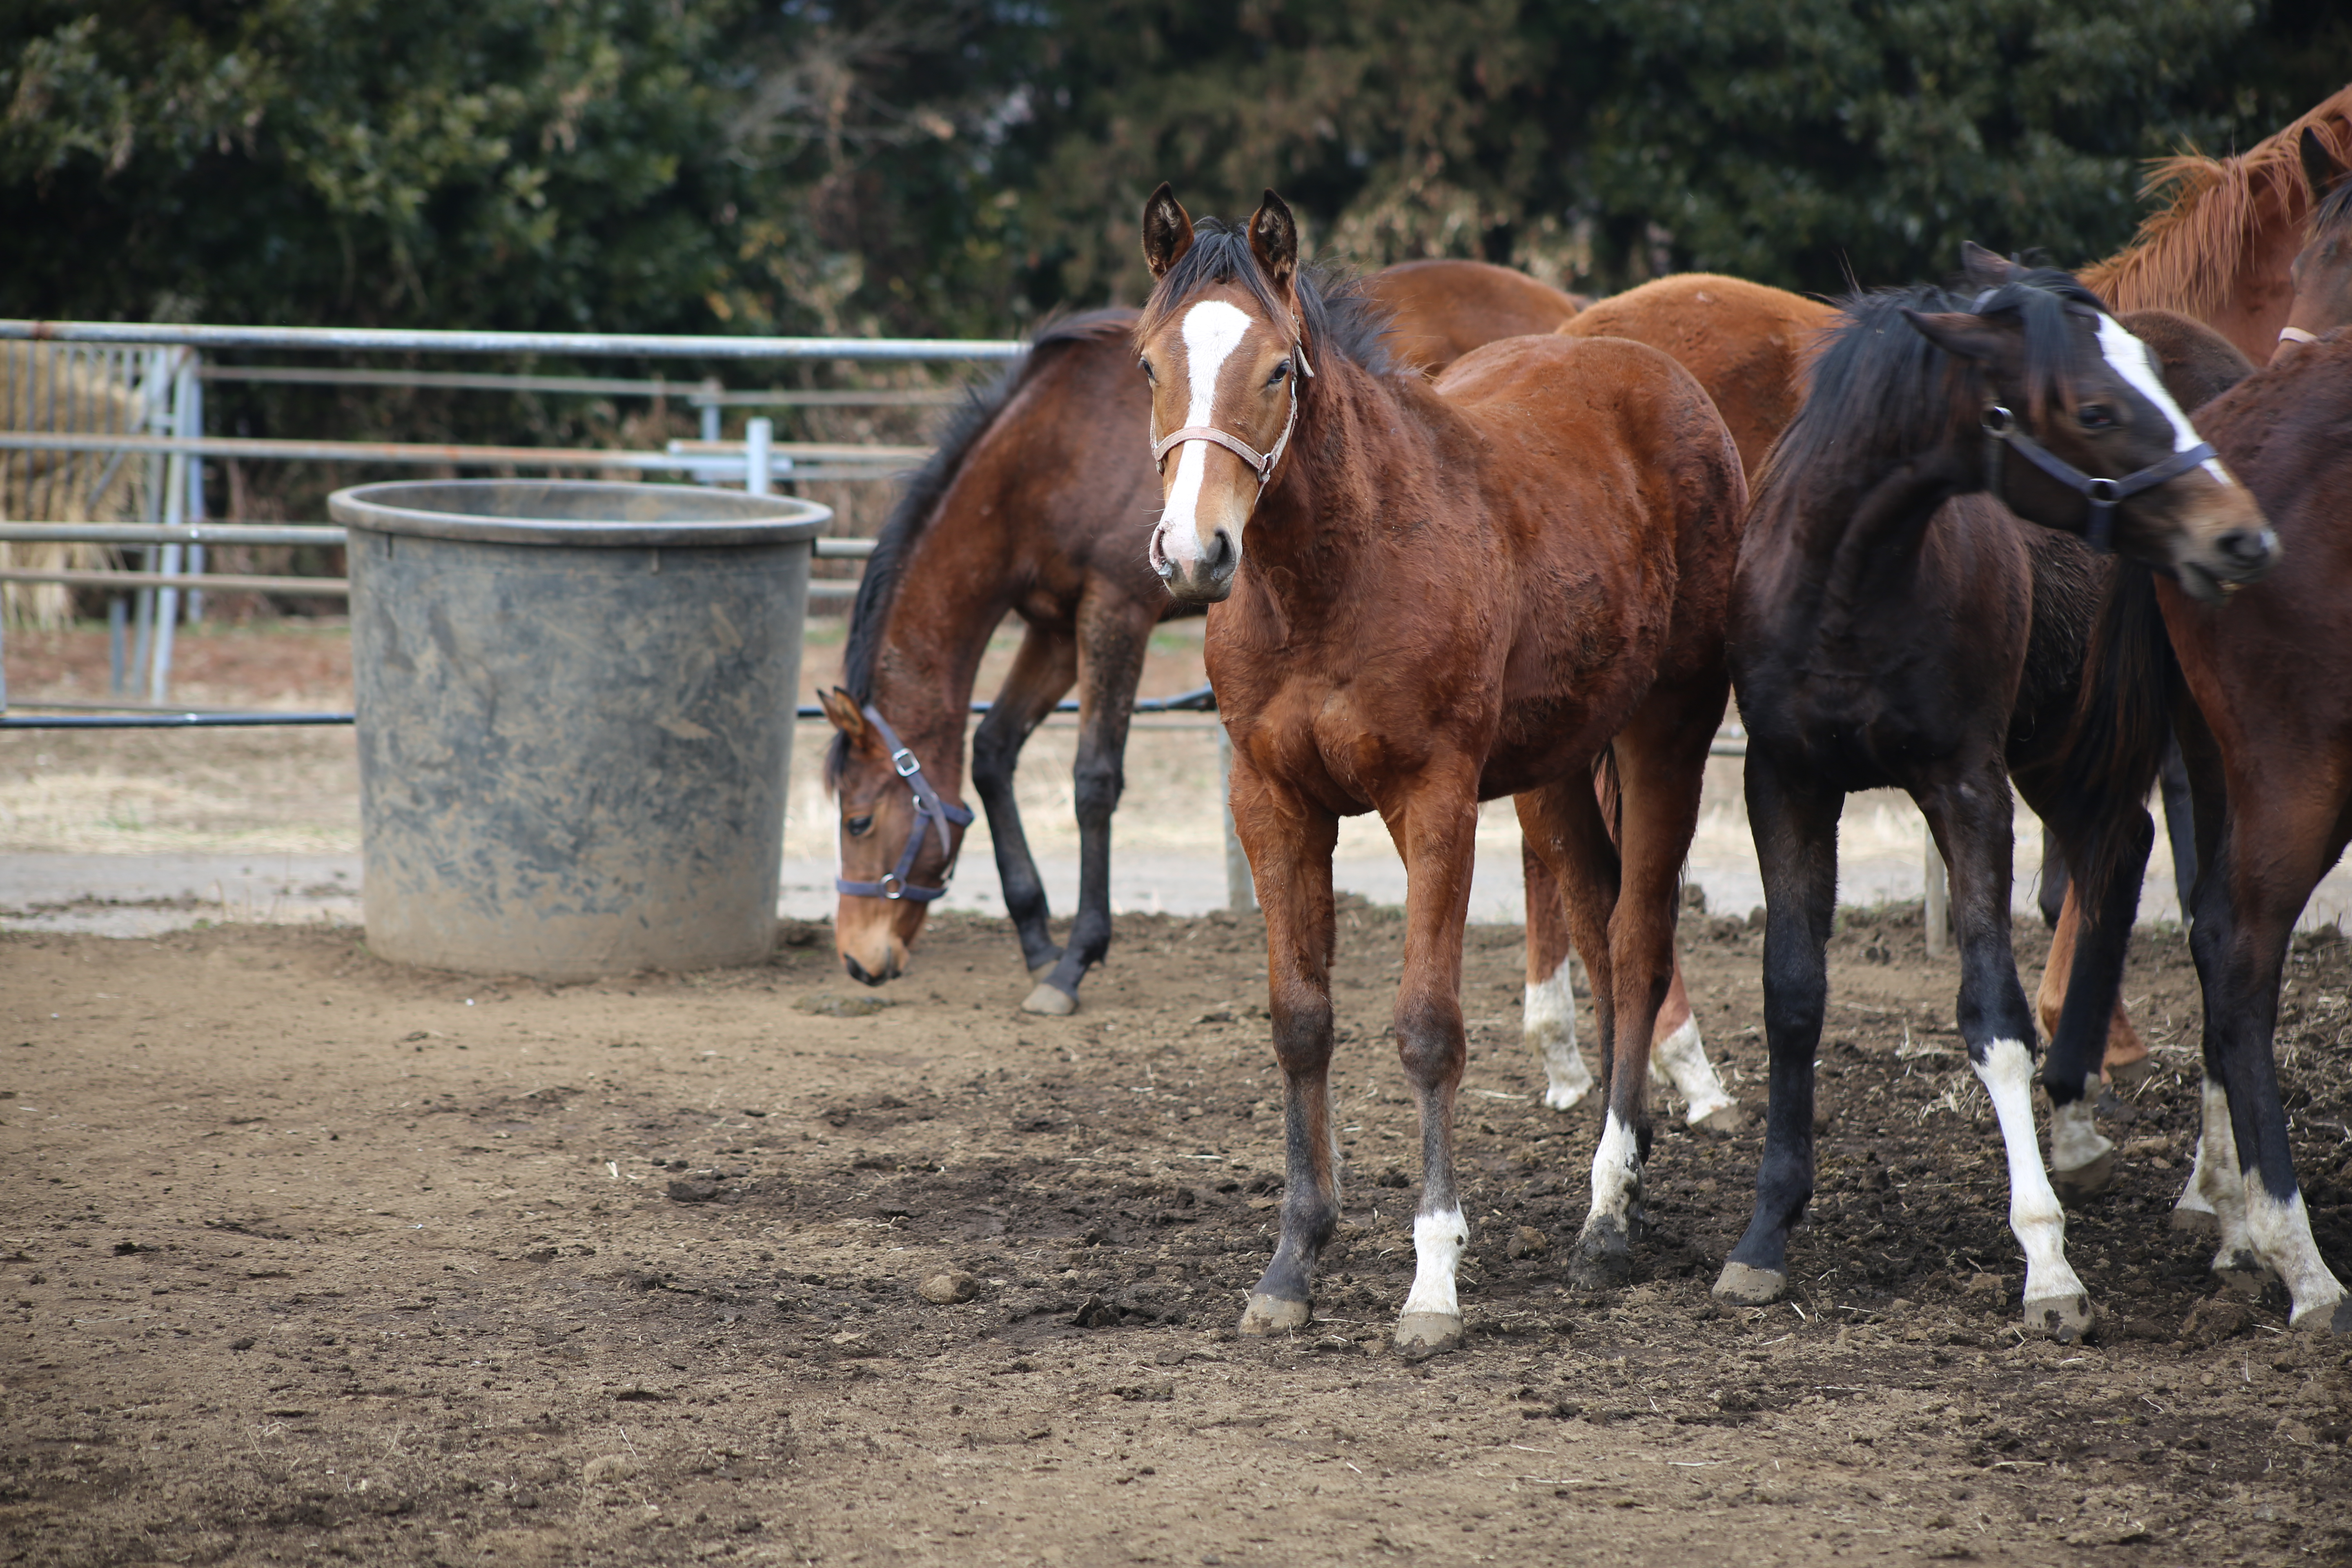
[1208,529,1236,572]
[2218,528,2274,567]
[843,954,877,986]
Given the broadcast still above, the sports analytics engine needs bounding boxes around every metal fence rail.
[0,320,1025,361]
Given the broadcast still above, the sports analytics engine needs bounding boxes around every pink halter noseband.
[1150,323,1314,495]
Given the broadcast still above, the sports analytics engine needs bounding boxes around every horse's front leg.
[1920,764,2093,1341]
[1716,748,1840,1305]
[1229,758,1342,1336]
[1027,597,1152,1015]
[971,620,1077,984]
[1387,766,1482,1354]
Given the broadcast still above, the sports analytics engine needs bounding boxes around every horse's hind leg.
[2033,888,2150,1091]
[971,621,1077,983]
[1026,597,1152,1015]
[1920,765,2093,1341]
[2042,804,2154,1205]
[2187,772,2352,1332]
[1716,749,1840,1307]
[1520,843,1595,1112]
[1575,694,1717,1286]
[1228,760,1343,1338]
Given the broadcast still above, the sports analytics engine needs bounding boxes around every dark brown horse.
[2281,126,2352,346]
[1137,186,1746,1350]
[1717,261,2273,1339]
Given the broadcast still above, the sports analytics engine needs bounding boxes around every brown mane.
[2081,85,2352,316]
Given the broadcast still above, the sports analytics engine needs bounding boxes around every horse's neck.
[866,519,1022,784]
[1784,439,1972,626]
[1237,361,1435,624]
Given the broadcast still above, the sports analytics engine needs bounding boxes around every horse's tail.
[2045,560,2178,922]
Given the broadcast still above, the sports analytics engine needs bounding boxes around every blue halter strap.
[1981,405,2217,556]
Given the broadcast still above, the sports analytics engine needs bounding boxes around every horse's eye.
[1268,361,1290,387]
[2078,405,2116,430]
[846,815,874,837]
[1140,358,1156,383]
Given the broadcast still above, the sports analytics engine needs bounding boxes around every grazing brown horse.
[1137,185,1747,1349]
[1717,263,2273,1339]
[822,257,1743,1140]
[2082,84,2352,362]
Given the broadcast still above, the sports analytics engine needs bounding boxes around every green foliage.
[4,0,2349,338]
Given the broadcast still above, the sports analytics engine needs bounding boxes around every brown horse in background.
[2281,125,2352,344]
[1370,258,1584,369]
[1138,187,1746,1350]
[2082,83,2352,362]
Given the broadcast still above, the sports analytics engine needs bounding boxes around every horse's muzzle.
[1150,522,1237,603]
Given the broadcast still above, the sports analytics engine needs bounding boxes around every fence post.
[695,383,722,483]
[1924,823,1951,957]
[1218,726,1255,913]
[184,363,206,623]
[147,350,194,704]
[745,416,773,497]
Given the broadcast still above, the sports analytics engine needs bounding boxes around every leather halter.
[1150,322,1314,499]
[1981,404,2218,555]
[833,704,973,903]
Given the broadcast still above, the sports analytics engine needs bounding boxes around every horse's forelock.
[1135,218,1393,375]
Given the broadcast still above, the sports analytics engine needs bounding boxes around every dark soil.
[1,901,2347,1566]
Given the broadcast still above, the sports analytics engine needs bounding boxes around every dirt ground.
[5,894,2350,1567]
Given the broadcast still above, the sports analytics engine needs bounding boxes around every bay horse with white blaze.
[1718,261,2274,1339]
[1138,185,1746,1350]
[820,265,1741,1129]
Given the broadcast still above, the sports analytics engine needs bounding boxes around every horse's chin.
[2173,562,2226,605]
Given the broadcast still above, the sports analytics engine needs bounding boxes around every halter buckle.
[1982,405,2016,437]
[890,746,920,778]
[878,871,905,901]
[2084,476,2120,504]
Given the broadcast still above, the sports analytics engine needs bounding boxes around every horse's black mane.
[1759,266,2107,498]
[826,306,1135,788]
[1134,218,1395,375]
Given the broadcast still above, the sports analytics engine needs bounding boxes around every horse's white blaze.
[1653,1013,1735,1127]
[1156,300,1253,568]
[1523,956,1591,1111]
[1972,1038,2088,1310]
[2049,1093,2111,1178]
[2096,314,2234,485]
[1401,1205,1467,1319]
[2246,1185,2349,1327]
[1586,1110,1642,1228]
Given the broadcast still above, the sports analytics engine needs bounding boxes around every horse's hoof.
[2289,1296,2352,1336]
[2023,1290,2096,1343]
[2103,1053,2158,1091]
[2051,1148,2116,1206]
[1393,1312,1464,1356]
[1020,982,1078,1017]
[2169,1204,2220,1239]
[1541,1082,1591,1113]
[1712,1261,1787,1306]
[1569,1219,1633,1289]
[1687,1099,1748,1136]
[2215,1250,2279,1297]
[1238,1293,1310,1335]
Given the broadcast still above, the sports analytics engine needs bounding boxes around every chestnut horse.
[2145,332,2352,1334]
[1717,263,2274,1339]
[822,262,1597,1020]
[2082,84,2352,362]
[1138,186,1746,1349]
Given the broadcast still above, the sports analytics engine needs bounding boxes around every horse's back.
[1560,274,1834,477]
[1364,258,1583,374]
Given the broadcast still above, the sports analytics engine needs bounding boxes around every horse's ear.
[1143,183,1195,280]
[1903,307,2010,364]
[1958,241,2022,290]
[1249,188,1300,293]
[817,687,870,745]
[2301,126,2349,202]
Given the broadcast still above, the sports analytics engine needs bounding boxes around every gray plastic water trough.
[328,480,830,978]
